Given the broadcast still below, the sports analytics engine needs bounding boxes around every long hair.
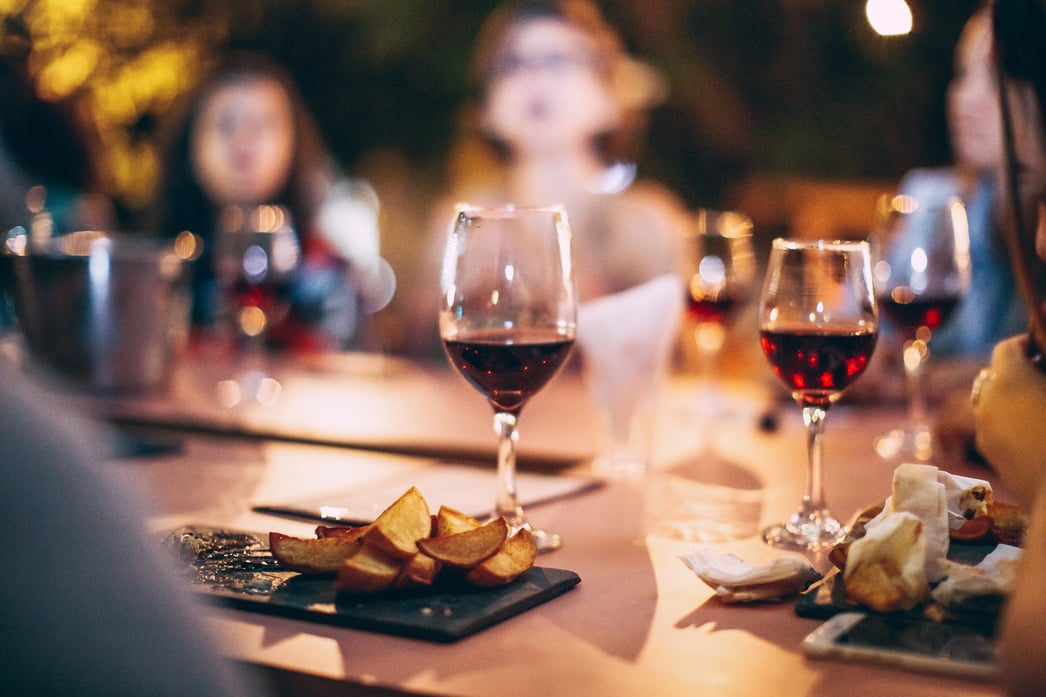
[153,51,338,243]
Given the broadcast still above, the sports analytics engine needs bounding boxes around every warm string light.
[866,0,913,36]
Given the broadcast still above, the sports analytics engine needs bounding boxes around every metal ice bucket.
[0,230,195,392]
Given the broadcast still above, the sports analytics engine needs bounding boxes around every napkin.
[931,544,1022,612]
[577,274,683,464]
[680,549,822,603]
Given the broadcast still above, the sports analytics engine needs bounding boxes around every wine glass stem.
[493,411,524,527]
[903,338,928,431]
[801,404,829,514]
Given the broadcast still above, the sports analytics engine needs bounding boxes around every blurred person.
[0,360,266,697]
[970,1,1046,695]
[154,51,393,353]
[401,0,689,355]
[881,4,1025,360]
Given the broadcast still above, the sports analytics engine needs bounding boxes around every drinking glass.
[439,204,577,551]
[684,209,756,448]
[870,193,971,461]
[214,204,300,407]
[759,239,878,551]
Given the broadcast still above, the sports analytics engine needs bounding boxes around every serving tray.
[164,526,580,643]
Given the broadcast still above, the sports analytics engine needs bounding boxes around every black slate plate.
[163,526,581,643]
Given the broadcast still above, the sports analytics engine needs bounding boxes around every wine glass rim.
[453,202,567,217]
[772,237,869,252]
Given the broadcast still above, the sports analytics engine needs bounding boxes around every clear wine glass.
[214,204,300,407]
[870,193,971,461]
[684,209,756,450]
[439,204,577,552]
[759,239,878,551]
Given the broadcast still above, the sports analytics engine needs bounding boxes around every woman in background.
[402,0,689,354]
[155,52,393,352]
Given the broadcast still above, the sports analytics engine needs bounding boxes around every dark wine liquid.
[760,328,877,407]
[686,294,739,324]
[443,329,574,414]
[879,294,960,333]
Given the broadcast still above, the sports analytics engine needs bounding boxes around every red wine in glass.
[443,328,575,415]
[878,290,960,336]
[686,293,740,325]
[760,327,878,407]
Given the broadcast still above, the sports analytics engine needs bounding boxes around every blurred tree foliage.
[0,0,979,218]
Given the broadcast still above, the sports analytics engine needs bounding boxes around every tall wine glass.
[759,239,878,551]
[871,193,971,461]
[214,204,300,407]
[439,204,577,551]
[684,209,756,450]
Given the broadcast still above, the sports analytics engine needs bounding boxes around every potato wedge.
[268,531,365,574]
[335,544,402,594]
[434,505,482,537]
[394,552,441,589]
[315,524,370,542]
[417,516,508,568]
[465,528,537,587]
[364,486,432,559]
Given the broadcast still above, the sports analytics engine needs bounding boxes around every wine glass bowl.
[439,204,577,551]
[759,239,878,551]
[213,204,300,407]
[871,193,971,461]
[685,209,756,358]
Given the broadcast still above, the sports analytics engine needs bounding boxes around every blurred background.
[0,0,982,350]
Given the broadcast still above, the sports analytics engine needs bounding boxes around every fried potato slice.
[394,552,442,589]
[417,516,508,568]
[315,524,370,541]
[465,528,537,587]
[335,544,402,594]
[364,486,432,559]
[268,532,366,574]
[434,505,482,537]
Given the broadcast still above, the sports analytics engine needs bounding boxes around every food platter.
[164,526,580,642]
[796,503,1008,631]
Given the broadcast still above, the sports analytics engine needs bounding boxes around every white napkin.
[577,274,683,439]
[680,549,822,603]
[931,544,1022,610]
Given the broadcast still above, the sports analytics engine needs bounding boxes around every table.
[97,352,1004,697]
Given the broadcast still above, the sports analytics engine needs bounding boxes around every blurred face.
[191,76,295,205]
[947,10,1004,172]
[482,17,619,158]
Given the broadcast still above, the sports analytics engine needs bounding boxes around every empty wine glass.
[683,209,756,450]
[439,204,577,552]
[759,239,878,551]
[871,193,971,461]
[214,204,300,407]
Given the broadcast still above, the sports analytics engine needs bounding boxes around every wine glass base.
[873,426,932,462]
[761,512,845,552]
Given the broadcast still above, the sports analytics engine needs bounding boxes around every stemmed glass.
[684,209,756,449]
[214,204,300,407]
[758,239,878,551]
[439,204,577,552]
[870,193,971,461]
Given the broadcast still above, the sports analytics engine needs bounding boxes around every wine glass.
[439,204,577,551]
[759,239,878,551]
[870,193,971,461]
[684,209,756,449]
[214,204,300,407]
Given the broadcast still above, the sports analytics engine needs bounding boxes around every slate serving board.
[164,526,581,643]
